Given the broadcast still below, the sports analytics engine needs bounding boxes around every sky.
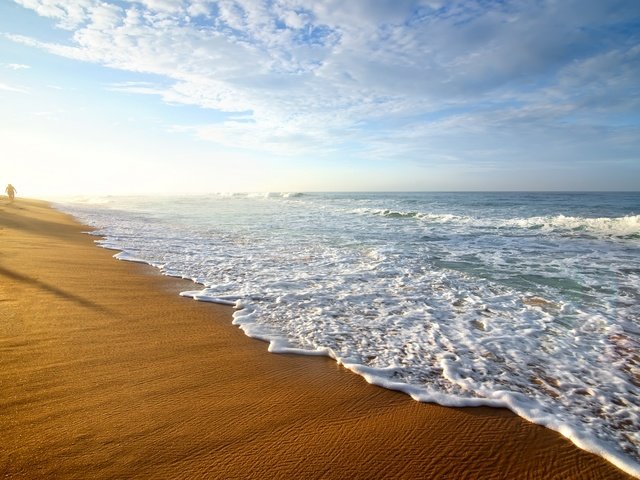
[1,0,639,196]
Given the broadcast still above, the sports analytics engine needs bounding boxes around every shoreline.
[1,198,633,479]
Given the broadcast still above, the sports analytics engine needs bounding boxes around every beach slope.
[0,199,631,479]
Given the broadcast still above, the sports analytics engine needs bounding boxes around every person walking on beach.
[5,184,17,203]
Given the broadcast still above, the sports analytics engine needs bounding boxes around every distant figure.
[5,184,17,203]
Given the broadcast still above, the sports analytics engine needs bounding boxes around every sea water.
[56,192,640,476]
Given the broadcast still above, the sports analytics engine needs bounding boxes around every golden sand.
[0,199,631,479]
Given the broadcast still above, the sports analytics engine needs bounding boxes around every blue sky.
[1,0,639,195]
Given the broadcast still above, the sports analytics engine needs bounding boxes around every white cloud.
[107,81,164,95]
[5,0,640,168]
[14,0,95,29]
[0,82,29,93]
[5,63,31,70]
[134,0,185,13]
[88,2,122,29]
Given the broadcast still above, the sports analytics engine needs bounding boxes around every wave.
[503,214,640,237]
[185,287,640,478]
[256,192,303,198]
[55,194,640,478]
[354,208,640,237]
[213,192,303,198]
[353,208,471,223]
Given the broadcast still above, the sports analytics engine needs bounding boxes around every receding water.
[57,192,640,476]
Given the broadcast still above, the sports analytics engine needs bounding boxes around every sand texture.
[0,199,632,479]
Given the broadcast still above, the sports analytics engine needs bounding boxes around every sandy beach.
[0,198,632,479]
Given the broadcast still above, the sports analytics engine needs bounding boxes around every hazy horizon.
[1,1,639,196]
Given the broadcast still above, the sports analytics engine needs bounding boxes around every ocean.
[57,192,640,476]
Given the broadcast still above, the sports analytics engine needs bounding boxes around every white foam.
[55,194,640,478]
[114,251,154,264]
[354,207,640,238]
[180,291,237,306]
[504,214,640,237]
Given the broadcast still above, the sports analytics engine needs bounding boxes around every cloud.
[5,63,31,70]
[5,0,640,168]
[0,82,29,93]
[107,81,165,95]
[14,0,95,29]
[135,0,185,14]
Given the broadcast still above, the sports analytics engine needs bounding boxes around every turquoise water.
[58,192,640,476]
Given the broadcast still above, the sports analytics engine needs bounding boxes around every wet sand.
[0,198,631,479]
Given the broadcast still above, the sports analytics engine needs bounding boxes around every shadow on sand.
[0,265,113,314]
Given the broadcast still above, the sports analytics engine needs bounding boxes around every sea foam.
[56,192,640,478]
